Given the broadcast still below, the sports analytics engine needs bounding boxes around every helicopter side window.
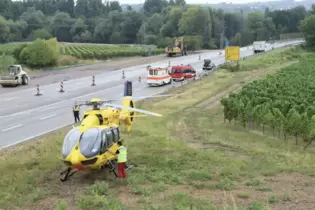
[149,70,153,75]
[79,128,102,158]
[100,130,108,153]
[62,127,81,158]
[112,127,119,142]
[105,129,114,147]
[154,70,158,75]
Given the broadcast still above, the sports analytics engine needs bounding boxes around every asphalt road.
[0,40,303,149]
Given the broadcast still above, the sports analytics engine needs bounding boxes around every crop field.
[59,45,164,60]
[221,53,315,146]
[2,47,315,210]
[0,43,164,60]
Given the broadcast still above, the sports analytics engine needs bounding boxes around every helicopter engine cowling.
[119,96,135,132]
[79,113,103,132]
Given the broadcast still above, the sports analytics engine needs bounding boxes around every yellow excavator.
[165,37,187,57]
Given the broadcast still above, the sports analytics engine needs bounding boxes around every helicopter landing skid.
[107,160,119,178]
[60,168,76,182]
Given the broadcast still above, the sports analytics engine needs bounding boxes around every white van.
[146,67,172,87]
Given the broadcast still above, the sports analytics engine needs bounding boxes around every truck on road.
[253,41,267,54]
[0,65,30,87]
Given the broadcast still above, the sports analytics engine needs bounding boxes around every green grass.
[1,48,315,209]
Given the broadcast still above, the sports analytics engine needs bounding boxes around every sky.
[117,0,283,4]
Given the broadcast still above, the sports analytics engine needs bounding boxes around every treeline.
[0,0,312,48]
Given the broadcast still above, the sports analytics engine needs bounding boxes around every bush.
[56,55,78,66]
[19,38,59,68]
[12,43,27,60]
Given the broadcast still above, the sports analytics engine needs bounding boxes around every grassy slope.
[1,47,315,210]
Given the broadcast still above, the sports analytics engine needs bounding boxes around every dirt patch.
[117,185,140,208]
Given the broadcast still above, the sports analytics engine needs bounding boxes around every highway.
[0,40,303,149]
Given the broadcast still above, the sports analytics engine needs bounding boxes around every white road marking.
[2,124,23,132]
[1,123,72,149]
[40,114,57,120]
[1,97,18,101]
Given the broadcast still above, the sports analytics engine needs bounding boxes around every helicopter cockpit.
[61,126,120,160]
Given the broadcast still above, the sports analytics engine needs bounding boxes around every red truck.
[170,64,196,81]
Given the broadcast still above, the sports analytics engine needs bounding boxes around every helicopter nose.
[70,154,80,165]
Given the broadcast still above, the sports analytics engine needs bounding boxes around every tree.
[0,16,10,42]
[33,28,52,40]
[299,15,315,49]
[143,0,167,15]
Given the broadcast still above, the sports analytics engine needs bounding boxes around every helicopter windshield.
[62,127,81,158]
[79,128,102,158]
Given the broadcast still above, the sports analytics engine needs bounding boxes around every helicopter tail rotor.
[119,97,135,133]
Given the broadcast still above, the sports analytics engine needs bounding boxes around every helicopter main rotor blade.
[102,103,162,117]
[124,93,185,100]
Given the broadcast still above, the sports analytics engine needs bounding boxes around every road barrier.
[91,76,96,86]
[35,85,42,96]
[59,81,65,93]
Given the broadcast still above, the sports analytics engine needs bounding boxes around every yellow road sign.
[225,46,240,61]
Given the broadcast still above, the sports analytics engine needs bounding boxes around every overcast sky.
[118,0,282,4]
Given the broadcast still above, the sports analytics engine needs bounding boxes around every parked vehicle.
[170,64,196,81]
[146,67,172,87]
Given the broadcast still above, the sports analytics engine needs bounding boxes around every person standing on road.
[73,102,81,123]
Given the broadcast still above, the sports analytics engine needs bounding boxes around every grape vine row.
[0,43,164,59]
[59,45,164,59]
[220,56,315,147]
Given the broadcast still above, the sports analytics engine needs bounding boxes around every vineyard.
[0,43,165,59]
[59,45,164,59]
[221,55,315,147]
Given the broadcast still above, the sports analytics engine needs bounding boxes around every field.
[221,50,315,146]
[2,47,315,210]
[0,43,165,60]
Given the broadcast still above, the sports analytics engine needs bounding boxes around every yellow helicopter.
[60,80,180,181]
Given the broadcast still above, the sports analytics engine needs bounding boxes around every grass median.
[1,47,314,210]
